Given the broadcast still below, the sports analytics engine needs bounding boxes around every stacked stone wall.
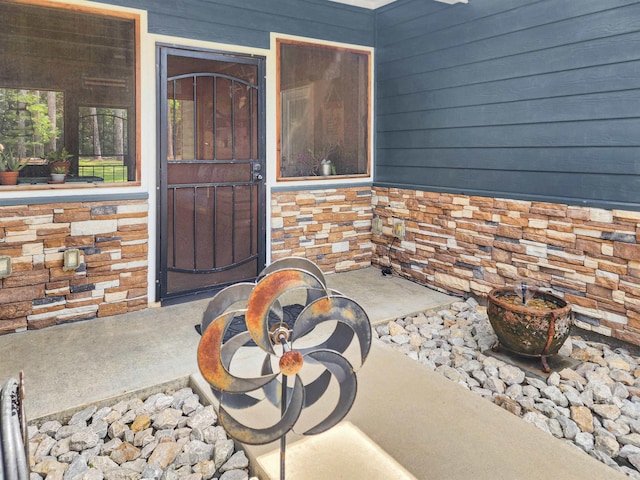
[0,199,148,334]
[372,187,640,345]
[270,187,372,273]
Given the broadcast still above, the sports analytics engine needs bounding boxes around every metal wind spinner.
[197,258,372,480]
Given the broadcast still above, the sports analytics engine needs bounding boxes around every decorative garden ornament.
[197,257,372,480]
[487,282,573,373]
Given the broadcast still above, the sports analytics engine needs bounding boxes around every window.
[278,40,370,179]
[0,1,138,185]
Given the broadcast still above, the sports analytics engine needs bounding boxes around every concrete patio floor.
[0,266,626,479]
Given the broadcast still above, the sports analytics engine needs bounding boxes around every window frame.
[0,0,141,189]
[276,38,372,182]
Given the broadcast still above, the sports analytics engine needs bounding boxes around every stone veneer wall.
[270,186,373,273]
[0,199,148,334]
[372,186,640,345]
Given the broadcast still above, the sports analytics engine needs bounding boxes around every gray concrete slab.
[0,299,206,420]
[327,267,454,324]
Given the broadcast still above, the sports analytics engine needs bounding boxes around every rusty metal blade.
[300,350,357,436]
[259,257,327,288]
[198,311,278,393]
[219,375,305,445]
[246,269,325,355]
[291,296,372,367]
[259,257,329,307]
[201,283,254,334]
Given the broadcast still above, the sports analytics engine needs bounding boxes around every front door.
[158,47,265,301]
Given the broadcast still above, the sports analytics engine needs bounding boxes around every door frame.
[156,44,267,303]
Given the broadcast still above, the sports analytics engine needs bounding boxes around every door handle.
[254,174,263,181]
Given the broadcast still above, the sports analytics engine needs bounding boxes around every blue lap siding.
[375,0,640,209]
[99,0,374,48]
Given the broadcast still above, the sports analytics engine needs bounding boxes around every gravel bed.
[27,387,258,480]
[376,297,640,479]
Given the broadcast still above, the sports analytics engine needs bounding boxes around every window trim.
[0,0,141,189]
[276,38,372,182]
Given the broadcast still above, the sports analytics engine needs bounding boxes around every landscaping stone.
[29,388,257,480]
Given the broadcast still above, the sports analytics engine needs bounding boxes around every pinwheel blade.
[210,388,262,410]
[219,330,254,369]
[300,370,332,408]
[219,376,305,445]
[292,296,372,366]
[201,283,254,333]
[263,366,332,409]
[295,321,354,357]
[259,257,331,307]
[208,346,273,410]
[301,350,357,436]
[246,269,326,355]
[259,257,327,288]
[198,311,278,393]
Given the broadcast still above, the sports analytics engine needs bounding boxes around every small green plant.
[0,143,28,172]
[50,164,68,174]
[46,147,73,164]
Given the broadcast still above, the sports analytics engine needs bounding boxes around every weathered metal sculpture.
[197,257,372,480]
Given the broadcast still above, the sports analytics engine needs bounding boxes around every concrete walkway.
[0,267,625,479]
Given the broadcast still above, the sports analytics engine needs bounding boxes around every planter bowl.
[0,171,20,185]
[487,287,573,372]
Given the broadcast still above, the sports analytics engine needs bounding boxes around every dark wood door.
[158,47,265,301]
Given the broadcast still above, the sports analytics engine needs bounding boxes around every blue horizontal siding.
[377,61,640,115]
[101,0,374,48]
[375,0,640,209]
[377,148,640,176]
[378,0,640,75]
[377,32,640,98]
[378,119,640,148]
[376,167,638,206]
[378,91,640,131]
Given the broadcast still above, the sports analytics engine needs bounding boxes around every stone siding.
[0,199,148,334]
[271,187,373,273]
[372,187,640,345]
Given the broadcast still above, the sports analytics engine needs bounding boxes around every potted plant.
[487,282,573,373]
[49,164,67,183]
[0,143,28,185]
[309,143,338,176]
[46,147,73,176]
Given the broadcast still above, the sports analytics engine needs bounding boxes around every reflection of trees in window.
[0,88,63,159]
[78,107,128,182]
[278,40,370,179]
[79,107,127,161]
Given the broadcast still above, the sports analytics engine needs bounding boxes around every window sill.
[18,176,105,185]
[0,178,140,190]
[277,173,370,182]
